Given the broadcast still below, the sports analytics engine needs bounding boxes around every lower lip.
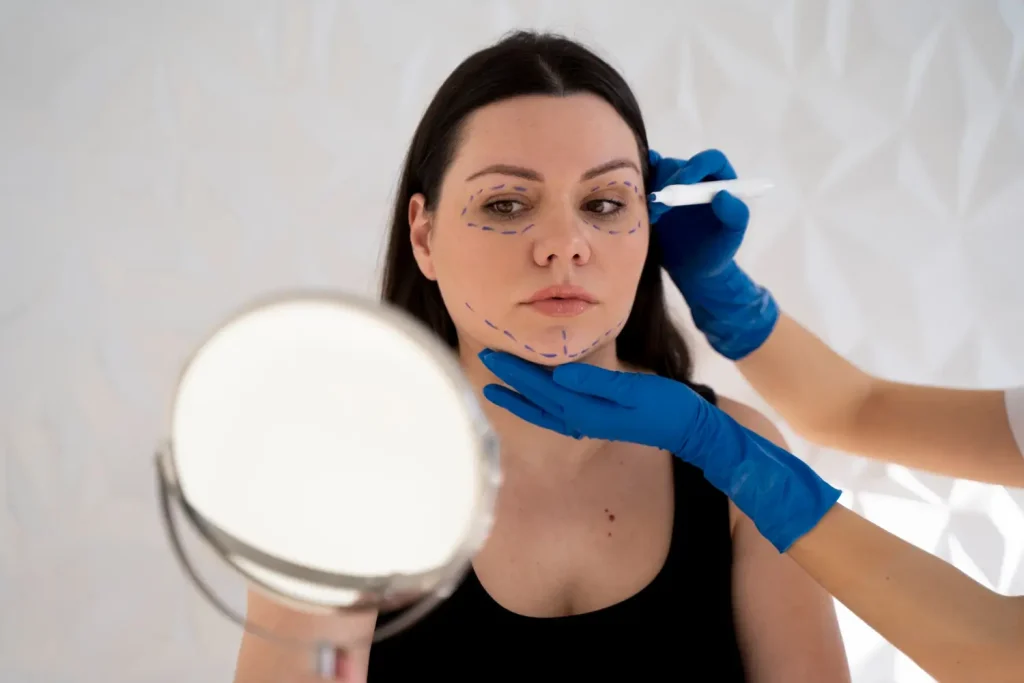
[526,299,594,317]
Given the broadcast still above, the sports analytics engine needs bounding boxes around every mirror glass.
[165,296,498,612]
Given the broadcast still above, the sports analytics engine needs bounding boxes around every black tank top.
[368,385,746,681]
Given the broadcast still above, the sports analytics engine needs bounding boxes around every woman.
[645,146,1024,489]
[478,147,1024,682]
[232,31,849,683]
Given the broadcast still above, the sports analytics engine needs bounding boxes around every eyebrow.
[464,158,641,183]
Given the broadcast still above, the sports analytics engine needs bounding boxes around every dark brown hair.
[380,31,694,384]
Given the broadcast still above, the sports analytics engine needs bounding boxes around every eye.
[485,199,526,218]
[585,199,625,216]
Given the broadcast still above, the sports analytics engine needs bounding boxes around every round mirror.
[155,293,500,655]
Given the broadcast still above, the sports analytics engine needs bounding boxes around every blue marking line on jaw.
[467,302,626,359]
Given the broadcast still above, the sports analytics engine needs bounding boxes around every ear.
[408,193,437,281]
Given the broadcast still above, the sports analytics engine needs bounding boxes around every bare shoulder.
[715,396,787,446]
[712,396,789,534]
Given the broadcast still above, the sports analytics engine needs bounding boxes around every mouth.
[523,285,598,317]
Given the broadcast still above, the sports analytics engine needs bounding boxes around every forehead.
[450,94,641,180]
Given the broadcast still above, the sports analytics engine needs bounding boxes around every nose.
[531,209,592,268]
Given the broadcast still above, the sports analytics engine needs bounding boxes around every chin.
[459,301,624,363]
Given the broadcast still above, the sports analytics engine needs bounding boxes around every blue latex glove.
[647,149,779,360]
[479,349,841,552]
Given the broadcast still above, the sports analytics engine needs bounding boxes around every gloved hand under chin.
[479,349,841,553]
[647,148,779,361]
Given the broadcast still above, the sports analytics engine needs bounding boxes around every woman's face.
[409,93,649,366]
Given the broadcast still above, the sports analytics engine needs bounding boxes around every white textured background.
[2,1,1023,681]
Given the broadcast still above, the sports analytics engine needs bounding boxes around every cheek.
[430,227,518,319]
[599,224,650,294]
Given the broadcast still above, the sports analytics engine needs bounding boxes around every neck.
[457,337,624,477]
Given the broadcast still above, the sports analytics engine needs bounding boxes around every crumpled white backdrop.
[2,1,1023,681]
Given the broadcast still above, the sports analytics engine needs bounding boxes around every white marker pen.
[649,179,774,207]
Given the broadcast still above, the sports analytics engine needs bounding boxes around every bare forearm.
[788,505,1024,682]
[736,313,1024,487]
[233,590,375,682]
[852,381,1024,487]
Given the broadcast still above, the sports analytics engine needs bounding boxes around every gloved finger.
[647,148,682,199]
[709,190,750,233]
[551,364,642,408]
[479,350,576,416]
[675,149,737,184]
[646,196,672,225]
[482,384,576,437]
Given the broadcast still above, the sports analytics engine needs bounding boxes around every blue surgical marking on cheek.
[623,181,632,187]
[468,222,476,227]
[608,230,620,235]
[482,226,495,231]
[500,230,517,235]
[590,185,600,192]
[561,330,567,340]
[563,345,568,355]
[461,207,467,216]
[513,186,527,192]
[484,319,498,329]
[607,180,617,186]
[490,183,505,190]
[503,330,517,341]
[592,223,602,230]
[465,302,474,312]
[521,224,534,234]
